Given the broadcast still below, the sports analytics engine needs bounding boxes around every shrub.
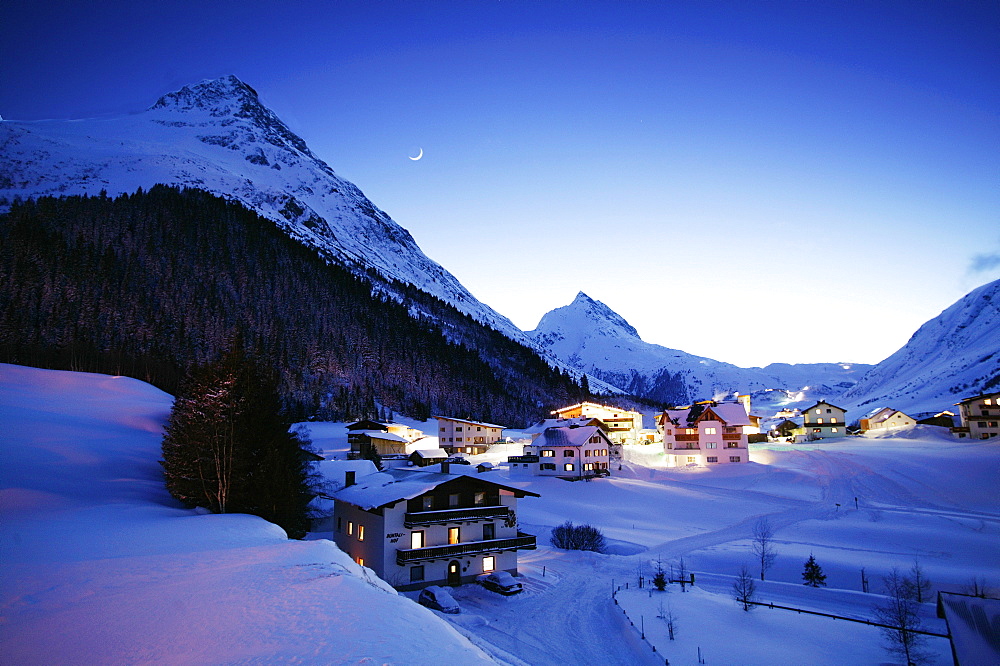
[550,521,606,552]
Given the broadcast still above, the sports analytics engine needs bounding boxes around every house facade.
[954,392,1000,440]
[552,402,644,447]
[332,466,539,591]
[436,416,505,456]
[801,401,847,439]
[512,425,612,478]
[659,402,752,465]
[859,407,916,433]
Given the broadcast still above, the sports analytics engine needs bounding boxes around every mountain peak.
[533,292,641,342]
[150,75,259,114]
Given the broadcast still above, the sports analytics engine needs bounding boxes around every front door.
[448,560,461,586]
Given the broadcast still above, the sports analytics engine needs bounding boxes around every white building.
[802,400,848,439]
[659,402,752,465]
[511,425,612,478]
[551,402,643,447]
[859,407,916,432]
[332,465,538,591]
[953,392,1000,440]
[435,416,505,455]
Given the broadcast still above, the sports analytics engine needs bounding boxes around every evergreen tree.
[160,347,315,538]
[802,554,827,587]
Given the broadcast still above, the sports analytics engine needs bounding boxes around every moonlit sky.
[3,1,998,368]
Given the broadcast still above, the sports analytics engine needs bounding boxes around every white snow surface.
[529,291,873,405]
[0,363,491,665]
[5,363,1000,665]
[842,277,1000,415]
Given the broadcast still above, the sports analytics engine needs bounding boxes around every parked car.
[444,456,471,465]
[477,571,523,595]
[417,585,460,614]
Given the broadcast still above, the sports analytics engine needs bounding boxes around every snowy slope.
[842,278,1000,415]
[0,363,491,664]
[0,75,531,345]
[529,292,871,407]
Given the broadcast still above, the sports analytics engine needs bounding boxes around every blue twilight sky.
[2,1,998,367]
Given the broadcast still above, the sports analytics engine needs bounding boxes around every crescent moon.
[409,147,423,161]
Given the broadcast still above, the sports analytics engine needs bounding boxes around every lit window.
[687,456,697,464]
[411,531,424,549]
[357,557,364,566]
[564,463,575,472]
[541,450,555,457]
[817,418,824,424]
[686,428,696,435]
[358,525,365,541]
[832,428,838,433]
[483,556,495,572]
[474,492,485,506]
[348,521,353,536]
[705,427,717,435]
[815,409,821,414]
[449,527,460,544]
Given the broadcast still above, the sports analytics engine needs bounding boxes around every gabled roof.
[533,425,609,448]
[802,400,846,413]
[411,448,447,459]
[333,467,540,510]
[433,415,506,429]
[660,402,751,428]
[955,391,1000,405]
[523,417,603,433]
[353,430,409,444]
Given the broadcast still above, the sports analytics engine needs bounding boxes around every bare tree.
[873,568,930,665]
[904,560,931,603]
[751,517,777,581]
[676,557,689,591]
[658,600,678,640]
[963,577,994,599]
[733,564,758,611]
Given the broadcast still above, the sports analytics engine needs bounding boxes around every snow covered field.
[3,363,998,664]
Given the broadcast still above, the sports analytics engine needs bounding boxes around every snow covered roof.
[354,430,409,444]
[523,417,601,433]
[332,467,538,510]
[938,592,1000,665]
[433,415,506,429]
[802,400,846,413]
[662,403,751,427]
[411,448,447,459]
[532,425,607,448]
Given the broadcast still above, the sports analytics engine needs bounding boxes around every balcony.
[670,444,700,451]
[722,433,743,441]
[403,505,510,528]
[675,434,699,442]
[396,532,537,564]
[507,455,539,463]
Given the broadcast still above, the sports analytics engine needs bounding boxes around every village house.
[953,392,1000,440]
[331,464,539,590]
[435,416,505,456]
[801,400,848,439]
[858,407,916,433]
[551,401,644,447]
[770,418,803,440]
[511,425,612,478]
[347,420,426,459]
[658,401,752,465]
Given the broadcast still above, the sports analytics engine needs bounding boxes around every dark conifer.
[802,554,827,587]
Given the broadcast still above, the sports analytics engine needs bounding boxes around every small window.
[826,409,832,413]
[815,409,821,415]
[357,557,364,566]
[483,556,495,572]
[449,493,460,508]
[449,527,460,544]
[411,531,424,549]
[358,524,365,541]
[348,521,353,536]
[456,427,463,432]
[483,523,495,540]
[474,491,485,506]
[410,566,425,582]
[832,428,838,433]
[730,456,741,462]
[707,456,718,463]
[817,418,824,424]
[541,463,556,470]
[704,427,716,435]
[337,517,342,532]
[687,456,697,464]
[541,450,555,457]
[477,427,482,431]
[422,496,433,510]
[564,450,575,457]
[564,463,575,472]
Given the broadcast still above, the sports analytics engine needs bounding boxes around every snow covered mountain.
[0,75,531,344]
[841,278,1000,415]
[528,292,871,408]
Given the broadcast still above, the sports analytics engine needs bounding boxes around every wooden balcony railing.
[403,505,510,528]
[396,532,536,564]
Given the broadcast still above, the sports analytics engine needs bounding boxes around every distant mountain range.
[528,291,873,411]
[2,75,997,420]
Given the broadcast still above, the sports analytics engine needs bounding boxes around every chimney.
[345,471,356,487]
[441,461,451,475]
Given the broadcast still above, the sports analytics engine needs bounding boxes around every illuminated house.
[552,402,643,447]
[435,416,505,456]
[332,465,538,590]
[658,402,752,465]
[954,392,1000,440]
[859,407,916,432]
[513,425,612,478]
[802,401,847,439]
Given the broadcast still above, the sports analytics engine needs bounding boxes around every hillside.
[0,188,589,424]
[842,277,1000,415]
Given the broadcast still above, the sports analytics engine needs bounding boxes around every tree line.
[0,186,591,424]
